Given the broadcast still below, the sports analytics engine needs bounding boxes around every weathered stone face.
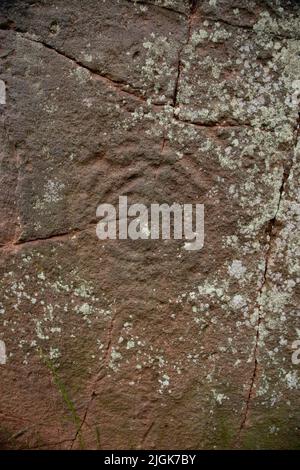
[0,0,299,450]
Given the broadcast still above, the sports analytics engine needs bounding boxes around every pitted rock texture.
[0,0,299,450]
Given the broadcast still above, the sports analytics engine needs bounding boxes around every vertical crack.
[235,113,300,446]
[140,420,155,448]
[70,306,118,449]
[172,0,198,109]
[160,133,166,154]
[1,119,22,245]
[13,143,22,244]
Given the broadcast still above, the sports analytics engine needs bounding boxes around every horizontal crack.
[13,32,166,107]
[0,224,95,252]
[206,17,253,31]
[173,114,273,131]
[4,29,286,134]
[206,16,300,40]
[21,438,74,450]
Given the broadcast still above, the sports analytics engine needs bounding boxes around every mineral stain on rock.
[0,0,299,450]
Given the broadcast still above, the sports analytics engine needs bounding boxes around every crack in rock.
[140,420,155,448]
[70,306,119,449]
[172,0,197,109]
[235,112,300,446]
[14,32,166,107]
[0,224,96,252]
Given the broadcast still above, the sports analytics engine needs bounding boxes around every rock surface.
[0,0,299,449]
